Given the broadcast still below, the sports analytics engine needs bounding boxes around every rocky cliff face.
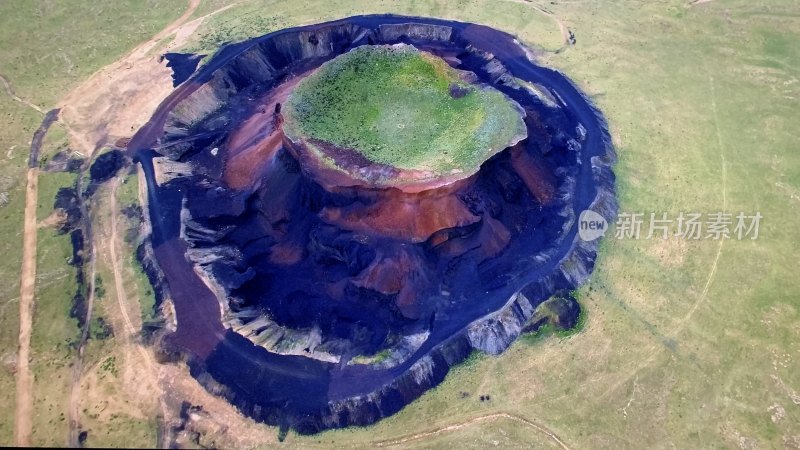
[135,15,617,434]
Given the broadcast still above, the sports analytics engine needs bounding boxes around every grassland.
[183,0,565,56]
[115,172,158,323]
[0,0,190,108]
[285,45,526,172]
[0,0,798,448]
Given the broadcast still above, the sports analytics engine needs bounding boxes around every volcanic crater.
[129,15,617,434]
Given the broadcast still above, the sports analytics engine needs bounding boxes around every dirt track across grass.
[373,412,571,449]
[517,0,573,51]
[14,167,38,448]
[0,74,45,115]
[14,108,61,447]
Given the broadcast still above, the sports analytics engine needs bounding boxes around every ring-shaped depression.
[130,15,617,434]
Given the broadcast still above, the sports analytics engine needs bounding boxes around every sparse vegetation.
[99,356,118,376]
[350,348,392,365]
[89,317,112,340]
[94,276,106,300]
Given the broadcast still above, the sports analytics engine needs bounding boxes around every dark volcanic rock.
[54,187,82,233]
[163,52,206,87]
[89,150,128,184]
[128,15,617,435]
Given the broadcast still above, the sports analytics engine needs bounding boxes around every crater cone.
[282,44,528,193]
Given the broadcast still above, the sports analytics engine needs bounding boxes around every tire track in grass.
[597,76,728,403]
[0,74,45,115]
[373,412,571,449]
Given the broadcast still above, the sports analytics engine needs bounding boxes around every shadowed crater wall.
[129,15,617,434]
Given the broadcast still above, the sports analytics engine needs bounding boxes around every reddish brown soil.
[320,187,480,243]
[268,242,306,266]
[510,144,556,204]
[223,72,309,189]
[286,135,514,194]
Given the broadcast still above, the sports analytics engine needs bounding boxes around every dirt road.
[14,167,38,448]
[15,108,61,447]
[106,177,166,443]
[516,0,573,51]
[109,179,138,335]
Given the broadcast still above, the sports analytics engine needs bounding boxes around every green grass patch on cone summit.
[284,45,527,173]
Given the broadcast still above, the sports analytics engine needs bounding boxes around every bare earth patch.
[57,0,236,156]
